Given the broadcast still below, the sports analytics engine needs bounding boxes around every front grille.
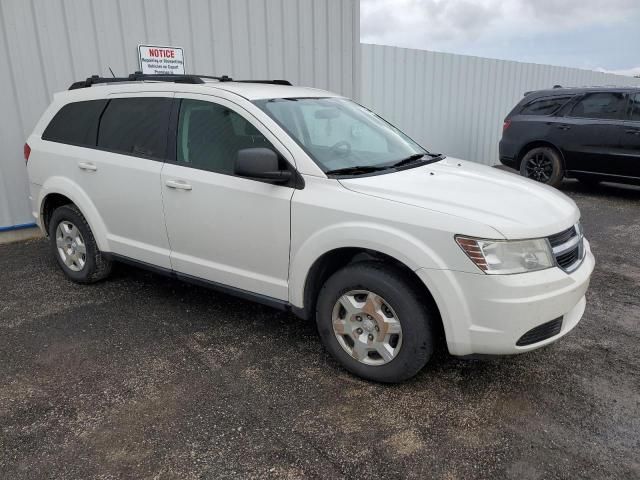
[556,246,580,269]
[516,317,563,346]
[548,224,584,273]
[548,226,576,248]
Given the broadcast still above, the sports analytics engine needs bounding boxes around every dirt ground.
[1,179,638,479]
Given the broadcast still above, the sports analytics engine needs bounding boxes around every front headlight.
[456,236,554,274]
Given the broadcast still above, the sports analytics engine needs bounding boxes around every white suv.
[25,73,595,382]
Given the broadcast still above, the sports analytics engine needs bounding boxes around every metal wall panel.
[361,43,640,166]
[0,0,360,229]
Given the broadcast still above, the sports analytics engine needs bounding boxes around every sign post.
[137,45,185,75]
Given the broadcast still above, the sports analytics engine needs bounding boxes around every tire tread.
[49,204,111,283]
[316,260,434,383]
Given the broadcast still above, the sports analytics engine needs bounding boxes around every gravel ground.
[1,179,638,479]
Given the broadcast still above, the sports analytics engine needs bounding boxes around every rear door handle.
[78,162,97,171]
[556,124,571,131]
[165,179,192,191]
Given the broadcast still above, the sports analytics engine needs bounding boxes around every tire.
[49,204,112,283]
[519,146,564,188]
[315,261,435,383]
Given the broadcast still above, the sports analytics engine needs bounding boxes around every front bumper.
[416,239,595,356]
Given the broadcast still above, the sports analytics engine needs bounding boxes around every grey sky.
[361,0,640,76]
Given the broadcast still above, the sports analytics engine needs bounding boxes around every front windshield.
[254,97,429,173]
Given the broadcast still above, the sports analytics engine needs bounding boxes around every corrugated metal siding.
[361,43,640,166]
[0,0,360,229]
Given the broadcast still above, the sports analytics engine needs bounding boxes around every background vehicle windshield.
[254,98,427,172]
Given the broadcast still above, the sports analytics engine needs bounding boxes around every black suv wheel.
[519,147,564,187]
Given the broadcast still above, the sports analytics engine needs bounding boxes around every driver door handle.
[165,179,192,191]
[78,161,97,171]
[556,124,571,131]
[625,129,640,135]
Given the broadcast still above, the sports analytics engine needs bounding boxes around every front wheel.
[315,262,435,383]
[519,147,564,187]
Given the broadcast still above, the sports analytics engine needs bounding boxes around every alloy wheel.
[55,221,87,272]
[524,152,554,183]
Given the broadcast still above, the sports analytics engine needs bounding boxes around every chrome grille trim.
[551,234,581,255]
[548,226,576,248]
[548,223,584,273]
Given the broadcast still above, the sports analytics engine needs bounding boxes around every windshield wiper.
[325,165,391,176]
[392,152,444,168]
[391,153,426,168]
[326,152,445,176]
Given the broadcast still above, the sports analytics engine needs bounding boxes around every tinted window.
[42,100,107,146]
[568,92,627,119]
[177,99,277,174]
[629,93,640,121]
[98,97,172,159]
[520,96,571,116]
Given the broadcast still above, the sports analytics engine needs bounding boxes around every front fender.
[38,176,110,252]
[288,221,448,307]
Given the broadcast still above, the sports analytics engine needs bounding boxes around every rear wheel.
[519,147,564,187]
[315,262,434,383]
[49,205,112,283]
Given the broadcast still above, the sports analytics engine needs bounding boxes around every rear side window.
[42,100,107,146]
[520,96,572,116]
[629,93,640,121]
[568,92,627,120]
[97,97,172,159]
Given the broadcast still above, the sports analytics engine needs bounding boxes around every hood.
[339,157,579,239]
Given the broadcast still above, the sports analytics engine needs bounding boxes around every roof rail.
[69,72,205,89]
[68,72,292,90]
[235,79,292,86]
[523,84,565,96]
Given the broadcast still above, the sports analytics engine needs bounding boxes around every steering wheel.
[330,140,352,157]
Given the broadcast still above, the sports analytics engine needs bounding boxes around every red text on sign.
[148,48,175,58]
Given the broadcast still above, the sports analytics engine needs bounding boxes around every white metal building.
[1,0,639,232]
[361,44,640,166]
[0,0,360,231]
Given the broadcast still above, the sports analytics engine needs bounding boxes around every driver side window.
[298,104,388,152]
[176,99,276,175]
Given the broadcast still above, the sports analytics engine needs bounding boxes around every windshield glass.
[253,97,429,173]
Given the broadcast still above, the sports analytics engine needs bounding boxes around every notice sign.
[138,44,185,75]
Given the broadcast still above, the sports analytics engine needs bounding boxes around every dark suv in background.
[500,86,640,187]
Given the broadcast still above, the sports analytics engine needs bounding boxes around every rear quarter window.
[97,97,172,159]
[42,99,107,146]
[519,96,572,116]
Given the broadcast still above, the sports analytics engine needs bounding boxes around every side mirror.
[234,148,292,183]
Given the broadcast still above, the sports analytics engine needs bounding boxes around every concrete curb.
[0,227,43,245]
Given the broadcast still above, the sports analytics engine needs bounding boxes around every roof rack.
[523,84,564,96]
[523,84,640,96]
[68,72,292,90]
